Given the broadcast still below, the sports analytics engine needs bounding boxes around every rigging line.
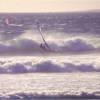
[37,23,51,50]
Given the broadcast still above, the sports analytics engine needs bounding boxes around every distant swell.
[0,60,99,73]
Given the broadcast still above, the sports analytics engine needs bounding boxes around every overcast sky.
[0,0,100,12]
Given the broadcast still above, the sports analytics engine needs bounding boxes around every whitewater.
[0,73,100,99]
[0,12,100,99]
[0,55,100,99]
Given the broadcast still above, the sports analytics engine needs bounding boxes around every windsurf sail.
[4,17,10,26]
[36,21,51,50]
[4,17,23,27]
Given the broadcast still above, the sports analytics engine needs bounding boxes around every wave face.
[0,92,100,99]
[0,55,100,73]
[0,61,98,73]
[0,38,98,55]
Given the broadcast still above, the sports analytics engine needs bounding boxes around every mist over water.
[0,12,100,99]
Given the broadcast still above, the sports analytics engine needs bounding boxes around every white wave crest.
[0,38,97,55]
[0,60,99,73]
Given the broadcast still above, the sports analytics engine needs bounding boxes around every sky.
[0,0,100,13]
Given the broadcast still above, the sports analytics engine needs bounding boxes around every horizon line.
[0,9,100,14]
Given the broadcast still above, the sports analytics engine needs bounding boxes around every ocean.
[0,12,100,99]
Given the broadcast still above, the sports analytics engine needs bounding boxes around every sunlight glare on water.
[0,73,100,96]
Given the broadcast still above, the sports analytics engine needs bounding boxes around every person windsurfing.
[5,17,9,26]
[4,16,11,27]
[4,16,23,27]
[36,21,51,51]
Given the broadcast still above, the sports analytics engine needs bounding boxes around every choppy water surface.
[0,73,100,97]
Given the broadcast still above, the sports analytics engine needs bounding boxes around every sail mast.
[36,21,50,49]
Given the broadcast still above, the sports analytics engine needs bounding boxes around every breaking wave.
[0,60,100,73]
[0,91,100,99]
[0,38,97,55]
